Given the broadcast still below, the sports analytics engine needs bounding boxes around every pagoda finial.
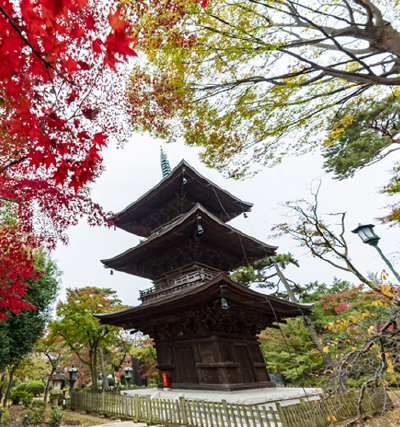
[160,147,171,178]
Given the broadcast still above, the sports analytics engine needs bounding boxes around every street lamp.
[68,364,78,393]
[352,224,400,283]
[123,363,133,390]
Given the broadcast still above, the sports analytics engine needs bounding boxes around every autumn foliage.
[0,0,137,316]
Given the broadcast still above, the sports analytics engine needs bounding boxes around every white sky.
[52,133,400,307]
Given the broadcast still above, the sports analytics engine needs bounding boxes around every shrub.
[32,401,46,411]
[22,394,33,408]
[64,398,71,410]
[23,408,45,424]
[9,391,34,405]
[25,381,45,397]
[14,383,28,392]
[1,407,10,421]
[49,410,64,427]
[107,378,115,387]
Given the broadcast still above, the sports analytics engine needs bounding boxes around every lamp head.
[351,224,380,246]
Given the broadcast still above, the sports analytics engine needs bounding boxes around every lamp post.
[352,224,400,283]
[123,363,133,390]
[68,364,78,394]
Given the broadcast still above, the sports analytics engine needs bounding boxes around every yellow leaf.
[323,346,329,353]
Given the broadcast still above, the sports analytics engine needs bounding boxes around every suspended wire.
[210,176,313,392]
[210,184,250,266]
[266,298,310,399]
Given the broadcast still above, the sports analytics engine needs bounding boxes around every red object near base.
[162,373,170,387]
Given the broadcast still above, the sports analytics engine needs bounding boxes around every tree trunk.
[90,345,98,392]
[44,364,56,403]
[3,364,17,407]
[271,257,335,367]
[99,348,109,391]
[0,372,6,404]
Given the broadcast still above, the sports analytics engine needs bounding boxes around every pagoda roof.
[94,273,313,329]
[109,160,253,237]
[101,203,277,279]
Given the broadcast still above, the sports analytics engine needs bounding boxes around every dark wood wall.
[155,332,275,391]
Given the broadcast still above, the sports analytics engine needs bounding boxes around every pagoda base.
[156,381,275,392]
[155,331,275,392]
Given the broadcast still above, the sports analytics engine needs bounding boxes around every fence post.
[146,395,152,424]
[180,397,188,427]
[222,400,231,427]
[275,403,289,427]
[134,394,139,423]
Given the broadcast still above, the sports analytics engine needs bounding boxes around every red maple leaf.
[0,0,137,316]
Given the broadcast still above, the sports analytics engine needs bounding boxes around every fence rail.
[71,388,390,427]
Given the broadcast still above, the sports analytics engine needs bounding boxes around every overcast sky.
[52,133,400,307]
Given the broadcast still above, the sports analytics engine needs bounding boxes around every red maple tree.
[0,0,137,318]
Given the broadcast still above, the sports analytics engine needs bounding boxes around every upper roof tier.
[109,160,253,237]
[101,203,277,280]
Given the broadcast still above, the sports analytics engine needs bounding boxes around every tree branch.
[0,156,28,174]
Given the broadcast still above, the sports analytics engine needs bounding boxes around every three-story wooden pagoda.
[95,154,312,391]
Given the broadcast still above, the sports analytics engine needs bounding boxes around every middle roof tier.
[101,203,277,280]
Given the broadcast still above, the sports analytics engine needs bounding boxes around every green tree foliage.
[322,94,400,223]
[0,250,60,405]
[48,287,125,391]
[231,253,299,295]
[0,251,60,369]
[126,0,400,178]
[323,95,400,180]
[291,279,353,305]
[259,318,323,386]
[130,339,159,385]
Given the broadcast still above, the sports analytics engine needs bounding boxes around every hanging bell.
[110,270,114,276]
[197,224,204,234]
[221,298,230,310]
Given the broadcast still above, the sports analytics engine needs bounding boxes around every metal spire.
[160,147,171,178]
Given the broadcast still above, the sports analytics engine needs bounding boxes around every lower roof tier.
[94,274,313,338]
[101,204,277,280]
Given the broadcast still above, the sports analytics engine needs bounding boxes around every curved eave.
[94,273,313,327]
[101,203,277,278]
[109,160,253,236]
